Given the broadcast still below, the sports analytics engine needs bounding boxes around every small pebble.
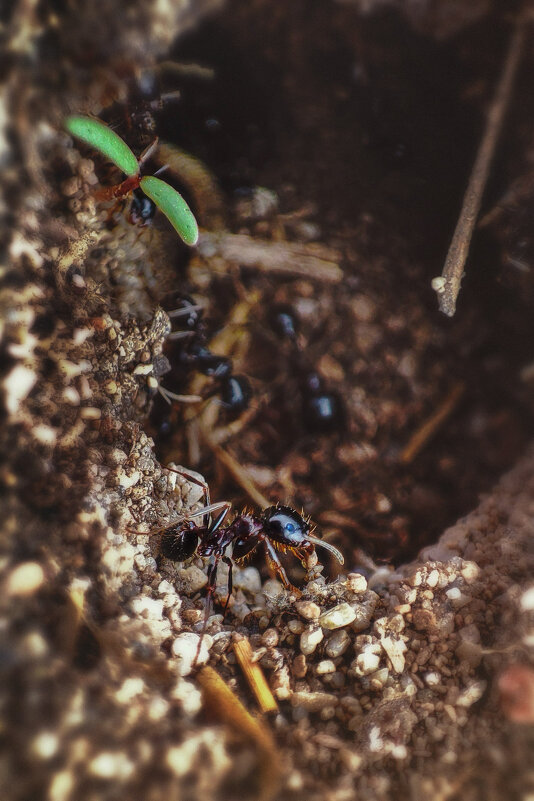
[172,632,212,676]
[347,573,368,593]
[295,600,321,620]
[6,562,45,597]
[300,626,324,655]
[234,566,262,594]
[288,618,305,634]
[262,628,279,648]
[316,659,336,675]
[292,654,307,678]
[291,691,338,711]
[325,629,350,658]
[352,650,380,676]
[178,566,208,594]
[319,602,356,630]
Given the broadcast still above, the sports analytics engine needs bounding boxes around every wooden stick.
[203,436,271,509]
[399,382,464,464]
[233,636,278,714]
[198,232,343,283]
[435,18,527,317]
[197,666,280,801]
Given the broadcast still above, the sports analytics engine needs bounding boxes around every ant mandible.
[130,466,344,659]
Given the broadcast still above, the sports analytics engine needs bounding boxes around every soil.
[2,1,534,800]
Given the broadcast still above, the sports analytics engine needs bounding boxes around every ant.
[158,295,252,419]
[270,304,345,432]
[130,466,344,664]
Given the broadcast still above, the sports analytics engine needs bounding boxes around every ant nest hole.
[3,1,534,800]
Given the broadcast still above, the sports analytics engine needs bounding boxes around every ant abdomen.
[159,523,199,561]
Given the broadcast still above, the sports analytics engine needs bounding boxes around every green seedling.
[65,115,199,246]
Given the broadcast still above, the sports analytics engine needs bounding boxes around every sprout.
[65,115,199,246]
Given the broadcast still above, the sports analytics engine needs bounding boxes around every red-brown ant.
[130,466,344,664]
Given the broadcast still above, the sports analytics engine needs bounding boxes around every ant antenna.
[306,534,344,565]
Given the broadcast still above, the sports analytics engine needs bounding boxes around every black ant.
[130,466,344,664]
[157,295,252,420]
[270,304,345,432]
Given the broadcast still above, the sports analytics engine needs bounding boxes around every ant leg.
[222,556,233,618]
[165,465,209,499]
[187,501,231,520]
[209,503,232,534]
[166,330,197,341]
[193,559,218,669]
[158,384,202,405]
[263,540,302,597]
[164,465,214,526]
[167,304,204,319]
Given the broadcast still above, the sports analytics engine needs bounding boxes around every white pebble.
[300,626,324,655]
[234,566,262,594]
[89,751,135,780]
[178,565,208,594]
[325,629,350,658]
[295,600,321,620]
[3,365,37,415]
[520,586,534,612]
[172,632,212,676]
[319,602,356,630]
[31,731,59,760]
[6,561,45,596]
[427,569,440,588]
[316,659,336,675]
[424,671,441,687]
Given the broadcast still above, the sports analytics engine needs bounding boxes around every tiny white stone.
[353,650,380,676]
[262,578,284,599]
[3,365,37,415]
[295,600,321,620]
[520,585,534,612]
[6,561,45,597]
[319,602,356,630]
[234,566,262,594]
[431,276,446,293]
[115,677,145,704]
[300,626,324,655]
[118,471,141,489]
[172,632,212,676]
[427,569,440,588]
[89,751,135,780]
[316,659,336,675]
[178,565,208,594]
[325,629,350,658]
[31,731,59,760]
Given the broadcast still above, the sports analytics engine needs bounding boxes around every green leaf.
[140,175,199,246]
[65,115,139,177]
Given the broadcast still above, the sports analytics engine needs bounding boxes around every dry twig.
[399,382,465,464]
[233,636,278,714]
[434,17,527,316]
[197,666,280,801]
[198,231,343,283]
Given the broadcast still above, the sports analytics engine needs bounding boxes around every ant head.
[261,506,310,547]
[262,506,345,565]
